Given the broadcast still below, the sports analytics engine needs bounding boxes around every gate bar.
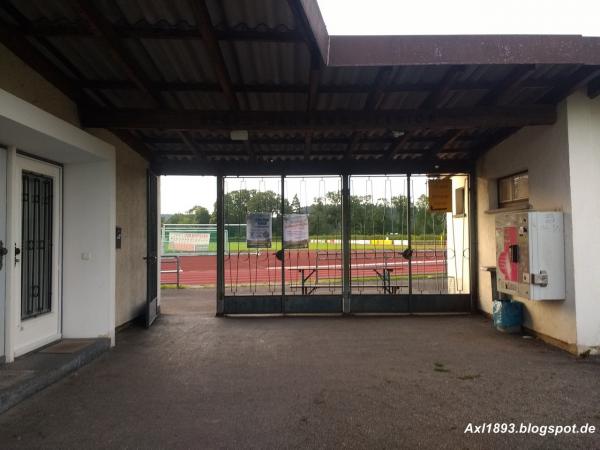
[280,175,286,310]
[342,174,351,313]
[407,174,413,299]
[216,174,225,315]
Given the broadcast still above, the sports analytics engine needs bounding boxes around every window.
[454,187,465,216]
[498,172,528,207]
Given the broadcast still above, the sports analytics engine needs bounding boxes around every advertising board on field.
[168,232,211,252]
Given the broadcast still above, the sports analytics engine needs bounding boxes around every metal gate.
[21,171,53,319]
[217,173,474,315]
[145,170,159,327]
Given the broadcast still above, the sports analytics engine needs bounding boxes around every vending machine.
[495,211,565,300]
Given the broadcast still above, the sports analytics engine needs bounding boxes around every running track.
[161,250,449,286]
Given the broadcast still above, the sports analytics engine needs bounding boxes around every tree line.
[163,189,446,239]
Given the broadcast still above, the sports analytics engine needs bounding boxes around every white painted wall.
[476,101,576,347]
[62,159,116,343]
[0,89,116,360]
[565,92,600,353]
[0,147,6,358]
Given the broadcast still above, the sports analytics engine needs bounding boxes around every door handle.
[0,240,7,270]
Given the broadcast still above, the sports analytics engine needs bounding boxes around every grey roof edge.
[299,0,600,66]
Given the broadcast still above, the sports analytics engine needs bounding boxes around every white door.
[0,148,6,359]
[13,156,61,357]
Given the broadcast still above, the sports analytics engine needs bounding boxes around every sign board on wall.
[246,213,272,248]
[428,179,453,212]
[284,214,309,248]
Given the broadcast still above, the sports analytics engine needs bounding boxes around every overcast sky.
[161,0,599,214]
[317,0,600,36]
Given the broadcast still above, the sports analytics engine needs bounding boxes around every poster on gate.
[246,212,272,248]
[283,214,309,249]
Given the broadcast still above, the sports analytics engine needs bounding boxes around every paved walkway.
[0,289,599,449]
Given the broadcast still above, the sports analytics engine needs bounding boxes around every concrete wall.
[476,101,576,347]
[0,42,148,331]
[90,130,148,327]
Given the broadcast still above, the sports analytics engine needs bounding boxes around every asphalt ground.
[0,289,599,449]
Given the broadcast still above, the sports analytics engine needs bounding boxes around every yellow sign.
[428,179,452,212]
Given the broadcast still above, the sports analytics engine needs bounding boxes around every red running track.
[161,250,449,286]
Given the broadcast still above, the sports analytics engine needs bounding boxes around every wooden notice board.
[428,179,452,212]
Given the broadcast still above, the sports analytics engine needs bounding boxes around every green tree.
[166,205,211,225]
[166,213,195,224]
[291,194,301,213]
[188,205,210,224]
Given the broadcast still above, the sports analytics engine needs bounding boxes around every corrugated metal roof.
[1,0,594,165]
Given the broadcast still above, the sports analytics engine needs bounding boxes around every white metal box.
[495,211,565,300]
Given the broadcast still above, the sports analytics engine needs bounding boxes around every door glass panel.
[410,174,470,294]
[224,176,282,296]
[284,176,342,295]
[21,171,53,319]
[350,176,410,294]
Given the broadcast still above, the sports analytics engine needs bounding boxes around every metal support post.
[281,175,286,312]
[407,174,413,298]
[342,174,351,313]
[468,169,479,313]
[216,174,225,315]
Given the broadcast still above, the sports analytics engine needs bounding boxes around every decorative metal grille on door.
[21,171,53,320]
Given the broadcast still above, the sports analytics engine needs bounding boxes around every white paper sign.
[246,213,272,248]
[284,214,309,249]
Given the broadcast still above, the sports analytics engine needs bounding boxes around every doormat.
[39,340,94,354]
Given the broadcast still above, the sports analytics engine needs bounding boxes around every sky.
[161,0,600,214]
[316,0,600,36]
[161,175,430,215]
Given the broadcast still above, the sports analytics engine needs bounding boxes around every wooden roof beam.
[588,76,600,99]
[469,128,520,159]
[345,132,362,159]
[113,130,157,162]
[141,136,475,146]
[81,106,557,132]
[364,67,394,111]
[479,64,536,106]
[70,0,165,108]
[24,24,304,43]
[288,0,323,161]
[385,133,412,160]
[540,66,600,104]
[347,67,397,158]
[419,66,464,109]
[78,78,560,94]
[189,0,240,111]
[0,20,84,103]
[304,133,312,160]
[425,130,465,161]
[177,132,204,160]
